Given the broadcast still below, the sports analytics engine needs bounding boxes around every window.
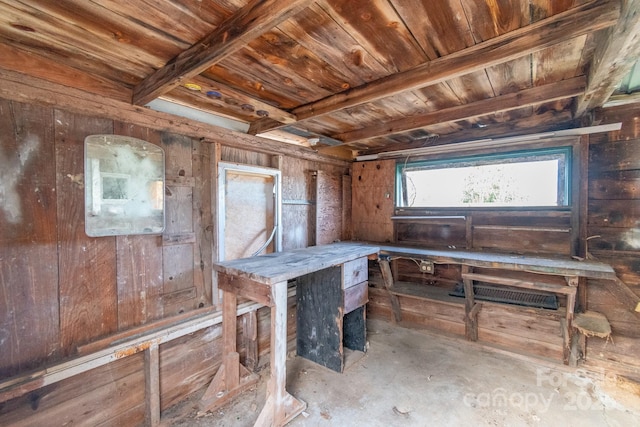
[396,149,570,208]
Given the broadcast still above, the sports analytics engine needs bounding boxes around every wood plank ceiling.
[0,0,638,157]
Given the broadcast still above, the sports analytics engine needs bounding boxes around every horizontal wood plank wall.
[0,98,347,425]
[586,105,640,375]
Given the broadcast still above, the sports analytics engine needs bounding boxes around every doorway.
[217,162,282,262]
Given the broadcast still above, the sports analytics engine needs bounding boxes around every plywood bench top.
[374,243,616,280]
[213,242,379,285]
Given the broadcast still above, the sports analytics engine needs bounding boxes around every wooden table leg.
[563,277,578,365]
[462,266,479,341]
[255,281,306,427]
[200,290,259,413]
[378,258,402,323]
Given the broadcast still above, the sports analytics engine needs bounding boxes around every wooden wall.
[0,98,349,425]
[584,105,640,375]
[357,127,640,373]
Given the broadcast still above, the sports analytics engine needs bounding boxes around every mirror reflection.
[85,134,165,236]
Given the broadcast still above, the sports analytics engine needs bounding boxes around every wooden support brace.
[199,291,259,413]
[378,257,402,323]
[468,302,482,320]
[144,342,160,427]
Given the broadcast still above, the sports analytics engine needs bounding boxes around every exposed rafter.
[575,0,640,116]
[355,112,581,157]
[132,0,315,106]
[332,76,587,144]
[253,0,619,135]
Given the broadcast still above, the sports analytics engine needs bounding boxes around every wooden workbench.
[205,242,379,427]
[374,243,617,365]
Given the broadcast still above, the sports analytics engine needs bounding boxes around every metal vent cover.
[450,282,558,310]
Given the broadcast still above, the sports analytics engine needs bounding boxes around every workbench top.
[375,243,616,280]
[213,242,379,285]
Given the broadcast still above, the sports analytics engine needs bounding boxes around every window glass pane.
[398,150,569,208]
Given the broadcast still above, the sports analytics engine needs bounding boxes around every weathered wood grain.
[296,266,343,372]
[335,76,586,143]
[589,138,640,173]
[472,225,572,256]
[133,0,316,105]
[277,3,389,86]
[0,100,60,377]
[0,69,350,167]
[290,0,619,122]
[214,243,379,285]
[113,122,164,329]
[376,244,616,279]
[0,355,145,426]
[575,0,640,116]
[588,199,640,228]
[192,139,213,306]
[589,170,640,199]
[396,221,467,249]
[321,0,427,73]
[351,160,395,242]
[315,170,342,245]
[55,109,118,354]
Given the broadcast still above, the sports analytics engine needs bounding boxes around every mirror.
[85,134,165,236]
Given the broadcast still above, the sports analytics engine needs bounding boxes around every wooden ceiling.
[1,0,639,157]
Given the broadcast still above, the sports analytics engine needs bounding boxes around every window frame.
[395,147,572,210]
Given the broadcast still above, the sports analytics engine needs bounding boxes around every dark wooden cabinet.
[296,257,369,372]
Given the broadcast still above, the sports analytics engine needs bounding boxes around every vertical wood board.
[55,109,117,354]
[0,100,60,376]
[315,170,342,245]
[113,122,164,329]
[193,139,213,306]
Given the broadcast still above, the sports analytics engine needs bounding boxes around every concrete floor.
[164,319,640,426]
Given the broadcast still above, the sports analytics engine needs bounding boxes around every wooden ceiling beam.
[357,113,580,156]
[575,0,640,116]
[132,0,314,107]
[333,76,587,144]
[257,0,619,135]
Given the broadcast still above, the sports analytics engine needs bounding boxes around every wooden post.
[462,265,478,341]
[465,215,473,249]
[564,276,578,366]
[144,342,160,427]
[211,142,222,308]
[255,281,306,427]
[378,258,402,323]
[199,287,259,413]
